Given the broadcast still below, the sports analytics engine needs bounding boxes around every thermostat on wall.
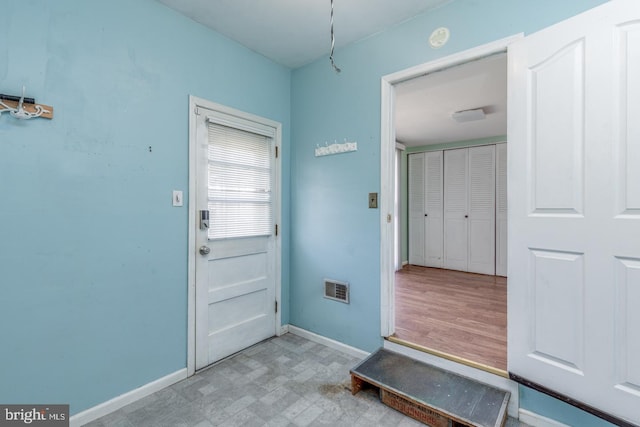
[429,27,450,48]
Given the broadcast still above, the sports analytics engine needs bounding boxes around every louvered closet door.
[467,145,496,275]
[495,143,507,277]
[424,151,444,268]
[408,153,426,265]
[444,148,469,271]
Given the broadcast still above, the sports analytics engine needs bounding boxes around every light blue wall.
[0,0,290,415]
[289,0,609,424]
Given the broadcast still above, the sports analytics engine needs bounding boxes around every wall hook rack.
[0,86,54,120]
[315,139,358,157]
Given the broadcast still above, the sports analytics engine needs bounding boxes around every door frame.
[380,34,522,339]
[379,36,522,415]
[187,95,282,376]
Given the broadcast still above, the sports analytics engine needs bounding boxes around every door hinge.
[275,146,279,158]
[275,301,278,313]
[194,107,201,115]
[275,224,278,236]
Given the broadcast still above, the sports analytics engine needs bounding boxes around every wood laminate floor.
[394,265,507,371]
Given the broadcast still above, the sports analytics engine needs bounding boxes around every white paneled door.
[508,0,640,423]
[194,105,279,370]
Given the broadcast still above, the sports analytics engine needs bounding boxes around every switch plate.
[369,192,378,209]
[172,190,183,207]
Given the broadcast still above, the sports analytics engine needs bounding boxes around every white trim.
[188,95,283,375]
[187,96,197,377]
[384,340,519,418]
[395,142,406,151]
[518,409,571,427]
[380,76,396,337]
[69,369,187,427]
[287,325,370,359]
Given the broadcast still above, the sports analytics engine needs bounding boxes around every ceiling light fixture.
[329,0,341,73]
[451,108,486,123]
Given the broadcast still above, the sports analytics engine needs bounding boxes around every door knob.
[199,246,211,255]
[464,214,469,218]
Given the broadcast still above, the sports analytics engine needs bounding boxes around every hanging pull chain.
[329,0,341,73]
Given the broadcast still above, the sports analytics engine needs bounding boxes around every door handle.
[199,246,211,255]
[465,214,469,218]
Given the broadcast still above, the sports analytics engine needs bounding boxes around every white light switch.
[172,190,183,207]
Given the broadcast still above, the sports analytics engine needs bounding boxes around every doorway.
[379,36,519,378]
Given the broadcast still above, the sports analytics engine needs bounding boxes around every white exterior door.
[194,106,279,370]
[443,148,469,271]
[508,0,640,423]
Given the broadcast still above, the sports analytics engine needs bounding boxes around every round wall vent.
[429,27,450,49]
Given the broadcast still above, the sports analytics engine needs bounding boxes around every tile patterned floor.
[85,333,529,427]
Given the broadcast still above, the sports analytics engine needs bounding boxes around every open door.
[508,0,640,423]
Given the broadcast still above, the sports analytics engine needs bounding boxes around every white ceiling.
[156,0,452,68]
[157,0,505,147]
[395,53,507,147]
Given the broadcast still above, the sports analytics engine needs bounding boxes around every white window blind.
[207,121,273,240]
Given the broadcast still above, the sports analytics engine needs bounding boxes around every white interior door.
[467,145,495,275]
[195,107,278,370]
[508,0,640,423]
[424,151,444,268]
[495,143,507,277]
[444,148,469,271]
[408,153,425,266]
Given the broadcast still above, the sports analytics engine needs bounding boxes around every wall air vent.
[324,279,349,304]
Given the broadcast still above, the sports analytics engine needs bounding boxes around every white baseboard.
[518,409,570,427]
[287,325,370,359]
[69,368,187,427]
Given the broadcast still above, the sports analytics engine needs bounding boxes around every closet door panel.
[408,153,426,265]
[468,145,496,275]
[425,151,444,267]
[444,148,469,270]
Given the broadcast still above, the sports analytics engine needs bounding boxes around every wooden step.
[350,348,509,427]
